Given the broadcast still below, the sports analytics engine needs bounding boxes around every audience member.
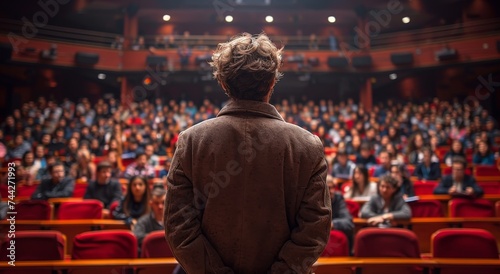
[434,156,484,197]
[343,165,377,201]
[31,162,75,200]
[112,176,150,227]
[330,191,354,252]
[373,150,391,177]
[331,149,355,179]
[390,164,415,199]
[355,143,377,167]
[473,140,495,165]
[83,161,123,209]
[413,147,441,180]
[70,149,96,182]
[145,144,159,166]
[133,186,166,248]
[443,140,465,166]
[360,175,412,227]
[123,153,155,179]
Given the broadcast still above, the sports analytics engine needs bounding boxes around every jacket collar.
[217,99,285,121]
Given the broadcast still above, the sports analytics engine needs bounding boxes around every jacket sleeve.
[332,194,354,234]
[431,164,441,181]
[31,181,47,200]
[112,198,133,225]
[360,196,379,218]
[83,184,92,199]
[433,177,451,194]
[405,179,415,197]
[468,177,484,197]
[269,156,332,273]
[413,165,423,179]
[133,215,149,247]
[44,178,75,198]
[391,197,412,220]
[164,133,234,274]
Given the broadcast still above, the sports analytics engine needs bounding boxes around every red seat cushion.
[344,199,360,218]
[17,200,52,220]
[355,228,420,258]
[449,198,495,217]
[72,183,88,198]
[413,181,438,195]
[0,230,65,260]
[141,231,174,258]
[58,200,103,219]
[72,230,137,259]
[475,165,500,176]
[321,230,349,257]
[409,200,444,217]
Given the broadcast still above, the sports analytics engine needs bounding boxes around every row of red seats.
[324,228,499,274]
[3,228,498,274]
[0,230,172,274]
[344,198,500,218]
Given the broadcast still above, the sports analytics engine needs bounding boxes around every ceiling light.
[389,73,398,80]
[265,15,273,23]
[98,73,106,80]
[402,17,410,24]
[328,16,336,23]
[225,15,233,22]
[163,15,171,21]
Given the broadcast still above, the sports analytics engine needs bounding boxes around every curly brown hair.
[210,32,283,101]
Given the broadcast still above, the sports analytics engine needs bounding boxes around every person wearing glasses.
[433,156,483,197]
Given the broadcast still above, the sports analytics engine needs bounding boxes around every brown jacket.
[164,100,331,274]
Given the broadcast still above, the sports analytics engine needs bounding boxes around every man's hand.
[367,216,385,226]
[448,185,457,194]
[465,187,474,196]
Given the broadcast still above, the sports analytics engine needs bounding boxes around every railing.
[1,17,499,51]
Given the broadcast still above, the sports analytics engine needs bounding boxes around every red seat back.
[449,198,495,217]
[413,181,438,195]
[496,201,500,217]
[432,228,499,274]
[354,228,420,258]
[58,200,103,220]
[141,231,174,258]
[72,230,137,259]
[72,183,88,198]
[108,200,120,219]
[409,200,444,217]
[16,184,38,198]
[344,199,360,218]
[0,230,65,260]
[17,200,52,220]
[477,182,500,194]
[321,230,349,257]
[475,165,500,176]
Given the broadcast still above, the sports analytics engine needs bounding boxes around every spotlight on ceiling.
[402,17,410,24]
[265,15,273,23]
[163,14,171,21]
[328,16,336,23]
[225,15,233,22]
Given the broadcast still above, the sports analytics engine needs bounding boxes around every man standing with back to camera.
[164,33,331,274]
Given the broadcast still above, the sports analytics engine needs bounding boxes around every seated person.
[112,175,151,227]
[123,153,155,179]
[434,156,484,197]
[31,162,75,200]
[83,161,123,209]
[390,164,415,199]
[70,149,96,182]
[355,143,377,167]
[133,186,166,249]
[331,149,355,180]
[330,191,354,252]
[413,147,441,181]
[443,140,465,166]
[145,144,160,167]
[473,141,495,165]
[343,164,377,201]
[373,149,391,177]
[360,175,412,227]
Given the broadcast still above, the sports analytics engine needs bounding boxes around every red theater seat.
[72,230,137,259]
[449,198,495,217]
[108,200,120,219]
[413,181,438,195]
[408,200,444,217]
[58,200,103,219]
[72,183,88,198]
[476,165,500,176]
[344,199,360,218]
[17,200,52,220]
[16,184,38,198]
[141,230,174,258]
[354,228,421,274]
[321,230,349,257]
[496,201,500,217]
[431,228,500,274]
[0,231,65,274]
[477,182,500,194]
